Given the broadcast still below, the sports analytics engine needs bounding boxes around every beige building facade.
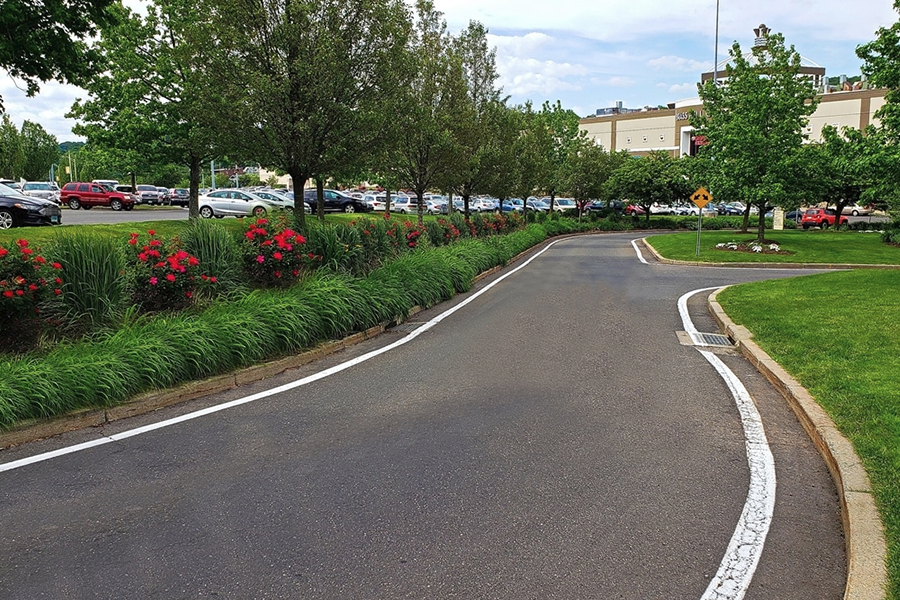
[579,87,887,158]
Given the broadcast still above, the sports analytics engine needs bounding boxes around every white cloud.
[669,82,699,96]
[489,32,589,98]
[647,55,709,72]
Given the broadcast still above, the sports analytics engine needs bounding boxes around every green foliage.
[303,221,367,274]
[0,239,63,349]
[0,0,118,111]
[605,151,691,220]
[692,30,819,241]
[20,121,59,181]
[0,114,24,179]
[125,229,211,312]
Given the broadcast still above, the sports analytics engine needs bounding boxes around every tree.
[0,114,25,179]
[0,0,118,112]
[806,125,890,217]
[691,31,818,242]
[69,0,225,218]
[605,151,691,222]
[560,139,627,218]
[382,0,467,226]
[537,100,584,211]
[208,0,412,229]
[20,121,59,181]
[448,21,505,218]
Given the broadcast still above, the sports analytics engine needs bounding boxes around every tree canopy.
[0,0,118,111]
[691,31,818,241]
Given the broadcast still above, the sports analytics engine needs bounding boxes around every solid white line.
[679,288,776,600]
[631,238,649,264]
[677,287,721,343]
[0,239,565,473]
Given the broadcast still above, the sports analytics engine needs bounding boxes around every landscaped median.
[646,230,900,600]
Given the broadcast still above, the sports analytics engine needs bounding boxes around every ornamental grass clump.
[241,216,313,288]
[303,221,367,274]
[127,229,213,312]
[181,218,245,296]
[43,230,126,333]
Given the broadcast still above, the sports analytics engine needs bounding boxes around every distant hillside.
[58,141,85,153]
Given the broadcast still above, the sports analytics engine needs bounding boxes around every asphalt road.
[0,233,844,599]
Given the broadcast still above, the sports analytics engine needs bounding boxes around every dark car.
[170,188,190,207]
[302,189,372,213]
[0,182,63,229]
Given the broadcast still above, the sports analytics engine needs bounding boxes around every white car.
[254,189,310,213]
[198,189,281,218]
[22,182,61,205]
[553,198,577,212]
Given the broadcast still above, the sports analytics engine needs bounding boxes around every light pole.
[713,0,720,86]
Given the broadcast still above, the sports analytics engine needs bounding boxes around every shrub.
[303,221,367,274]
[0,239,63,349]
[127,229,212,312]
[241,216,312,288]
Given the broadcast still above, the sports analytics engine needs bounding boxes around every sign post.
[691,187,712,256]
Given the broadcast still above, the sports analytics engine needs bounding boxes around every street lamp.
[713,0,720,86]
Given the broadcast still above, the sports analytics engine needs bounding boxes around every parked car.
[0,182,62,229]
[424,199,446,214]
[648,203,674,215]
[60,181,136,211]
[390,196,419,214]
[22,182,61,205]
[674,203,700,216]
[625,204,645,216]
[136,184,162,205]
[800,208,849,229]
[156,187,171,204]
[526,199,550,212]
[254,189,310,213]
[840,204,873,216]
[302,189,372,213]
[553,198,577,212]
[169,188,190,207]
[498,198,524,213]
[198,188,280,218]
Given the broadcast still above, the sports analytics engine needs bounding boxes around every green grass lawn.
[646,229,900,265]
[717,271,900,599]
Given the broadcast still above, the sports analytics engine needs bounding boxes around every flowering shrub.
[127,230,211,311]
[425,218,461,246]
[0,239,63,323]
[241,216,313,286]
[715,240,784,254]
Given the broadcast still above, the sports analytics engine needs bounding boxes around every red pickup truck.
[60,182,136,211]
[800,208,849,229]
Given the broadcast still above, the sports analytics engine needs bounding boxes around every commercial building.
[579,25,887,157]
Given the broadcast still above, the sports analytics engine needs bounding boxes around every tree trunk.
[188,153,201,220]
[287,167,308,231]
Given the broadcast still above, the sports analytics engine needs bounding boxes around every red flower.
[54,289,61,295]
[16,239,28,247]
[257,255,265,263]
[147,230,156,236]
[128,238,138,245]
[273,252,283,260]
[166,273,176,282]
[0,248,7,257]
[2,290,12,298]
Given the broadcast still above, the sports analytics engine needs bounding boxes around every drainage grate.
[695,332,733,347]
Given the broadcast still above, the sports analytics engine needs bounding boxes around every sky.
[1,0,898,142]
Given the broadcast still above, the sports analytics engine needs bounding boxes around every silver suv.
[22,182,61,205]
[136,184,162,205]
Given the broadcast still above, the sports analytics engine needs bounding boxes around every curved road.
[0,232,844,599]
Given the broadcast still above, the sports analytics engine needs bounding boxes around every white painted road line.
[0,240,564,474]
[679,288,777,600]
[631,238,649,264]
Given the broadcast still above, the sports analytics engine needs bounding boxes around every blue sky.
[2,0,898,141]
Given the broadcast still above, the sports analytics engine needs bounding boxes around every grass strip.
[647,229,900,264]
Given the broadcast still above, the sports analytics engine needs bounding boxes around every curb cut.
[708,289,887,600]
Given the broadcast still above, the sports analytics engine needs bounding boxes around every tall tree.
[69,0,225,218]
[0,0,118,111]
[537,100,584,211]
[0,114,24,179]
[20,121,59,181]
[691,31,818,242]
[449,20,504,217]
[383,0,467,226]
[208,0,412,229]
[561,140,627,218]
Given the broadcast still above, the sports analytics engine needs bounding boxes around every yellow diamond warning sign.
[691,187,712,209]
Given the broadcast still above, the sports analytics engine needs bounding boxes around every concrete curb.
[708,289,887,600]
